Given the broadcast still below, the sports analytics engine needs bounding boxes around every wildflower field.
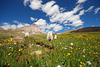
[0,32,100,67]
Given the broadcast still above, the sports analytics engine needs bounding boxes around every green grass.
[0,32,100,67]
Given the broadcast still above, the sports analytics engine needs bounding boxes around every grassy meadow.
[0,32,100,67]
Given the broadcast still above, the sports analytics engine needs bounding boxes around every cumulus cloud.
[11,25,17,29]
[3,22,8,25]
[30,17,37,21]
[0,21,30,30]
[24,23,30,26]
[24,0,86,27]
[79,10,85,15]
[13,20,30,28]
[71,20,84,27]
[23,0,30,6]
[1,23,11,30]
[1,23,17,30]
[13,20,20,24]
[34,19,47,28]
[24,0,43,10]
[86,6,94,12]
[17,23,24,28]
[23,0,91,32]
[76,0,87,4]
[29,0,42,10]
[42,1,59,16]
[52,24,63,31]
[50,4,84,27]
[34,19,63,33]
[47,24,63,32]
[68,27,70,29]
[94,7,100,14]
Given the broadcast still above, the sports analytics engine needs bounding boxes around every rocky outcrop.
[0,27,4,31]
[18,24,41,34]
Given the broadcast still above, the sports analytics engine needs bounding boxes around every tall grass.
[0,32,100,67]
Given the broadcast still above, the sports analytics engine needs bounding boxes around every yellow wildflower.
[66,53,71,56]
[19,49,23,51]
[13,40,16,42]
[8,53,11,55]
[30,53,32,55]
[37,52,42,54]
[45,48,46,50]
[80,61,82,64]
[83,55,85,57]
[7,64,10,66]
[70,47,73,49]
[24,46,25,48]
[0,43,1,45]
[12,47,13,50]
[89,52,91,54]
[35,50,42,55]
[96,52,98,54]
[80,65,82,67]
[11,38,13,41]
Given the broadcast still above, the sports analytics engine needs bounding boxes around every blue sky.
[0,0,100,33]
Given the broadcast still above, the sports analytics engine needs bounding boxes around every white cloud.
[68,27,70,29]
[13,20,30,28]
[23,0,30,6]
[23,0,92,32]
[1,22,17,30]
[3,22,9,25]
[29,0,42,10]
[17,23,24,28]
[30,17,37,21]
[47,24,63,32]
[0,21,30,30]
[94,7,100,14]
[86,6,94,12]
[50,4,83,22]
[50,4,84,27]
[34,19,63,32]
[53,24,63,32]
[79,10,85,15]
[13,20,20,24]
[34,19,47,29]
[34,19,47,33]
[71,20,84,27]
[24,23,30,26]
[77,0,87,4]
[68,15,80,22]
[42,1,59,16]
[1,23,11,30]
[24,0,85,27]
[11,25,17,29]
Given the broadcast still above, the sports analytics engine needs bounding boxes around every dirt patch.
[12,36,23,42]
[36,41,54,49]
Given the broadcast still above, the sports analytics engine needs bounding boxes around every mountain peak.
[0,27,4,30]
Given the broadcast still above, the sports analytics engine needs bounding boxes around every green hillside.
[0,29,100,67]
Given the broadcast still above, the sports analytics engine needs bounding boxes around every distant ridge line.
[72,27,100,32]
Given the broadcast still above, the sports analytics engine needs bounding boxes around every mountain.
[18,24,41,34]
[72,27,100,33]
[0,27,4,31]
[7,24,41,34]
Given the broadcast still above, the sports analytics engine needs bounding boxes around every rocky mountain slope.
[17,24,41,34]
[0,27,4,31]
[4,24,42,34]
